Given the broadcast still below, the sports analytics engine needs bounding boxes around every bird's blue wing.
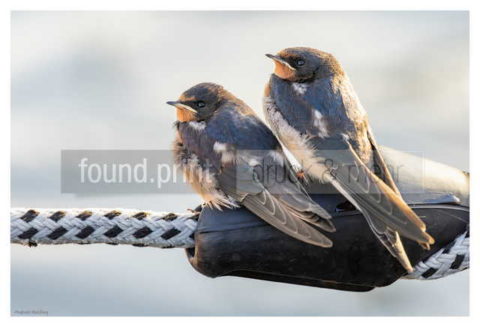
[267,75,434,260]
[176,105,334,246]
[205,105,279,150]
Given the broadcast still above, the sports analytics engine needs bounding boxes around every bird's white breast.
[174,134,237,210]
[263,96,329,182]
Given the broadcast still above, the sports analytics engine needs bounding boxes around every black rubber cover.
[186,147,469,291]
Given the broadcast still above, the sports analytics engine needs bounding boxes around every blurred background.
[11,11,469,315]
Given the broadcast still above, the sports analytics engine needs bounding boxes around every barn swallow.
[264,47,435,272]
[167,82,335,247]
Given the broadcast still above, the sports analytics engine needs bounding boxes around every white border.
[1,1,477,326]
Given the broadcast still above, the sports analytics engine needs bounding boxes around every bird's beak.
[166,101,197,113]
[265,54,295,70]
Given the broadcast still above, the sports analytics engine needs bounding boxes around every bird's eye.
[196,101,206,108]
[295,59,305,67]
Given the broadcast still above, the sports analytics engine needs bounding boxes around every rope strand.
[11,208,198,248]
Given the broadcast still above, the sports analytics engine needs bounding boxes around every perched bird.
[264,47,434,272]
[167,82,335,247]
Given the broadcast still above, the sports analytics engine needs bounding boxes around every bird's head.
[266,47,344,82]
[167,83,231,122]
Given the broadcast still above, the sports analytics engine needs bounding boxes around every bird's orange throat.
[176,108,197,122]
[273,61,296,80]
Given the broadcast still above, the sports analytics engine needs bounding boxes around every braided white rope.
[11,208,198,248]
[405,230,469,280]
[11,207,468,280]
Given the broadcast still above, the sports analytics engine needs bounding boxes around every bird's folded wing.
[310,135,434,245]
[263,156,334,231]
[368,218,414,272]
[217,162,333,247]
[365,129,416,270]
[367,128,401,195]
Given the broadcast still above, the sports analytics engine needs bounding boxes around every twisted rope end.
[405,230,469,280]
